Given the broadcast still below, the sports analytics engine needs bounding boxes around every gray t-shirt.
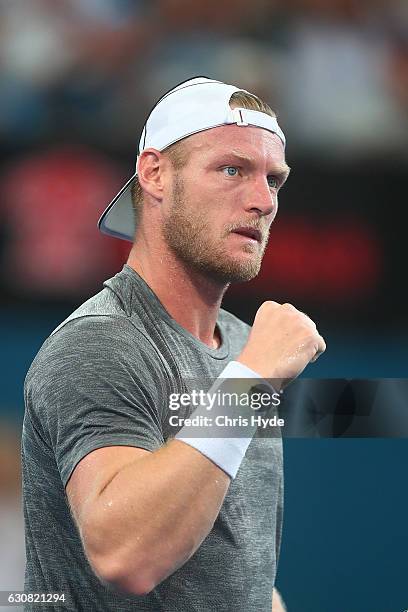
[22,265,283,612]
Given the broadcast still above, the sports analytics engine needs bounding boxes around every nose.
[244,176,277,218]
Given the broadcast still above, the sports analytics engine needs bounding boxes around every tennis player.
[22,77,325,611]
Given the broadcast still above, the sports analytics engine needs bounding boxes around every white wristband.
[175,360,268,479]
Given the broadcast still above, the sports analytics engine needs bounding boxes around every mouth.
[231,227,262,242]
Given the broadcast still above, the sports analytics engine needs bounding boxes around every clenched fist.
[237,301,326,391]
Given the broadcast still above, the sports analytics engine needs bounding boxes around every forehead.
[184,124,286,165]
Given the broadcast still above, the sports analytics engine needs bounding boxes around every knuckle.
[258,300,279,314]
[304,315,317,330]
[303,327,319,344]
[295,314,311,330]
[298,309,316,329]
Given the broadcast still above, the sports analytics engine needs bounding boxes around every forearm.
[81,438,230,594]
[272,587,287,612]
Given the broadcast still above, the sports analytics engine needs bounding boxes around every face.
[161,124,290,284]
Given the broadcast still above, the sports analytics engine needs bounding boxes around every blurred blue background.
[0,0,407,610]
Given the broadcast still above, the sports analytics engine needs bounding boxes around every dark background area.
[0,1,407,610]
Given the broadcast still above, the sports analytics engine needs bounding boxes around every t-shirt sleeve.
[25,316,167,488]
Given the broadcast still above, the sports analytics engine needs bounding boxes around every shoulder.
[35,276,162,363]
[49,282,128,337]
[24,312,162,398]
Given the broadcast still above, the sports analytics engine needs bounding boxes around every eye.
[222,166,239,177]
[267,176,279,189]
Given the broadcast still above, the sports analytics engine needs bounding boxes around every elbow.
[95,537,199,594]
[82,516,197,595]
[80,517,158,595]
[88,552,158,596]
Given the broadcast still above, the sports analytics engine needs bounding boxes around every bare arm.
[67,300,325,597]
[66,439,230,595]
[272,587,287,612]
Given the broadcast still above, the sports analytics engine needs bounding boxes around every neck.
[127,231,228,349]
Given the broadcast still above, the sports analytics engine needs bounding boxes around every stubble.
[162,175,270,284]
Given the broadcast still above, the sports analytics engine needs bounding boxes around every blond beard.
[162,175,269,284]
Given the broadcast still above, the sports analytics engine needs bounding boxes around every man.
[22,77,325,611]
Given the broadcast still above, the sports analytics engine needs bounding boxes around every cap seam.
[142,78,235,153]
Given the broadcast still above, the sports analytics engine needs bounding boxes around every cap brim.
[98,173,137,242]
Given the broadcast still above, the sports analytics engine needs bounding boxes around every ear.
[137,148,167,201]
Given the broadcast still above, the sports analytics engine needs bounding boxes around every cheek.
[180,172,242,224]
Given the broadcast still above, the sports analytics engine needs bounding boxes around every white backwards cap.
[98,76,286,242]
